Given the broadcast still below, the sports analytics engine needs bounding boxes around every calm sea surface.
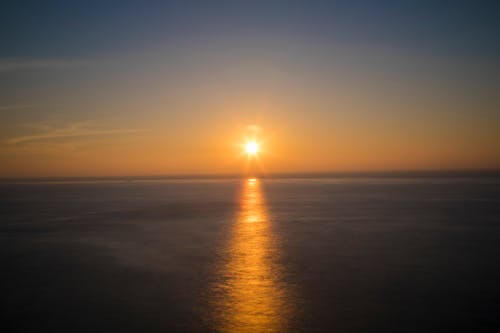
[1,177,499,332]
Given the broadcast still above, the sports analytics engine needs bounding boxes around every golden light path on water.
[210,178,292,333]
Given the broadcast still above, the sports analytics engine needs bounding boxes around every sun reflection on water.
[210,178,291,333]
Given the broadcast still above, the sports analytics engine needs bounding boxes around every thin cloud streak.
[0,59,89,72]
[0,105,34,110]
[5,122,150,145]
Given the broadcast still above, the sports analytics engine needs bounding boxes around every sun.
[245,141,259,156]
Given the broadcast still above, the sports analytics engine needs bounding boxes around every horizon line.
[2,168,500,183]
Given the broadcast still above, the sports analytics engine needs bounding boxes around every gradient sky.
[1,0,499,177]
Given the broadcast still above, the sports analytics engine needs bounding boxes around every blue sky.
[2,0,499,57]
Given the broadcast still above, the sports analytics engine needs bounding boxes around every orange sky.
[1,100,499,178]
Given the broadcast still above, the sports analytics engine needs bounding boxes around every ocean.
[1,176,499,332]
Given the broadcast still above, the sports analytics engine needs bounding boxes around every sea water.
[1,177,499,332]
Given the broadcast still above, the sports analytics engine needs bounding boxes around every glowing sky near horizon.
[0,0,499,177]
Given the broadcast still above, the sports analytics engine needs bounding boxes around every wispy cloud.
[0,141,83,155]
[0,59,89,72]
[5,122,150,145]
[0,104,33,111]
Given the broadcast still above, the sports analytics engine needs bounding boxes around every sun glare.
[245,141,259,156]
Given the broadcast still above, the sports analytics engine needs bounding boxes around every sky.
[1,0,499,177]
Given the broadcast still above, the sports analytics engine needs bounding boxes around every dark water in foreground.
[1,177,500,332]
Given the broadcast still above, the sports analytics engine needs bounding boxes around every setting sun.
[245,141,259,155]
[245,141,259,156]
